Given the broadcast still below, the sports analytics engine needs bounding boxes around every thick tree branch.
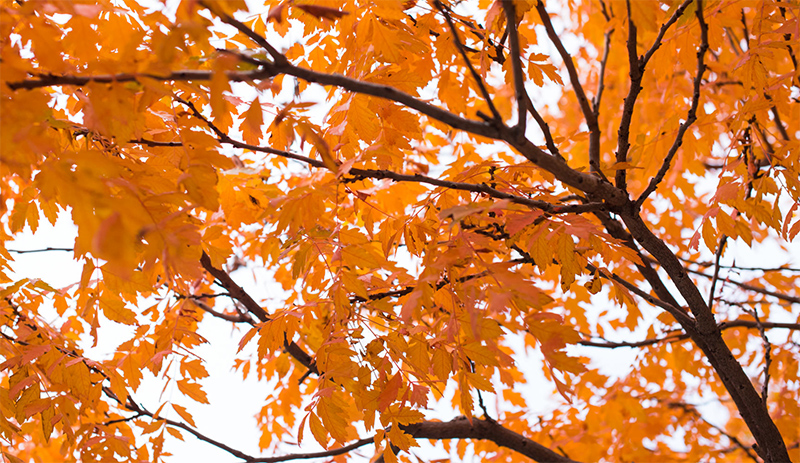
[401,417,581,463]
[8,64,628,207]
[620,210,791,462]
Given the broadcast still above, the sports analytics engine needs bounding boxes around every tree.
[1,0,799,461]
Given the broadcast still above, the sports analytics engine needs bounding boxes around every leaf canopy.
[1,0,799,462]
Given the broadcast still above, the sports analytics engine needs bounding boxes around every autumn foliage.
[2,0,800,461]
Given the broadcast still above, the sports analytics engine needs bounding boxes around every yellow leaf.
[176,379,209,404]
[309,412,328,449]
[171,403,197,427]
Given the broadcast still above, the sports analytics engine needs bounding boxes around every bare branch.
[680,258,800,274]
[435,0,502,122]
[746,307,773,407]
[707,235,729,309]
[503,0,528,140]
[5,68,276,91]
[687,266,800,305]
[7,247,74,254]
[185,296,255,324]
[402,417,582,463]
[112,391,256,461]
[524,93,564,159]
[197,0,286,65]
[592,28,614,116]
[534,2,597,136]
[614,0,641,190]
[637,0,709,206]
[580,318,800,349]
[199,252,318,375]
[249,437,374,463]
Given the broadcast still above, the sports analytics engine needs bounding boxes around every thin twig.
[524,93,564,159]
[669,401,760,463]
[199,252,318,375]
[615,0,695,190]
[197,0,286,65]
[435,0,502,122]
[707,235,728,309]
[686,266,800,305]
[679,257,800,273]
[7,247,74,254]
[747,307,772,407]
[587,263,697,328]
[580,318,800,349]
[186,296,255,324]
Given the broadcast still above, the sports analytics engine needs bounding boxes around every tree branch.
[524,93,564,159]
[707,235,729,309]
[199,252,318,375]
[534,2,597,137]
[580,318,800,349]
[5,68,277,90]
[436,0,502,123]
[184,295,255,324]
[686,266,800,305]
[503,0,528,140]
[592,28,614,117]
[197,0,287,65]
[636,0,709,206]
[401,417,582,463]
[586,263,697,328]
[172,96,606,215]
[614,0,641,190]
[7,247,74,253]
[669,401,761,463]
